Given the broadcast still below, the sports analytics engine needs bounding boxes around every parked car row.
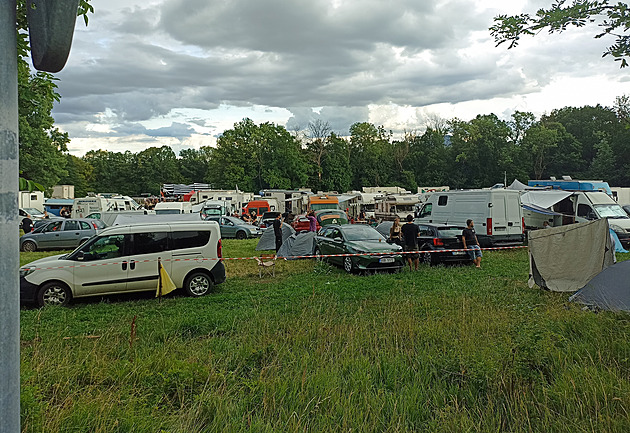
[20,218,106,252]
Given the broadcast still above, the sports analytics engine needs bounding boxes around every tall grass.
[19,244,630,432]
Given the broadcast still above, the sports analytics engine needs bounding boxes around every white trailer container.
[415,189,524,247]
[19,190,45,212]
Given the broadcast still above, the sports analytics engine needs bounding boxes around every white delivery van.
[552,191,630,249]
[415,189,524,247]
[19,221,225,306]
[154,201,193,215]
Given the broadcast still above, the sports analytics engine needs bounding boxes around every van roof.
[99,220,218,235]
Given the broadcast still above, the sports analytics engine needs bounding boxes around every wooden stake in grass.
[129,315,137,348]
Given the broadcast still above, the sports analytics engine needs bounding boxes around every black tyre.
[184,271,213,297]
[343,256,354,273]
[314,247,324,262]
[37,281,71,307]
[421,250,435,266]
[22,241,37,252]
[235,231,247,240]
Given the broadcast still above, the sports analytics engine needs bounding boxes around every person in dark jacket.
[401,214,419,271]
[21,215,33,234]
[272,213,283,253]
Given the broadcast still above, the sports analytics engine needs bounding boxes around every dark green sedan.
[313,224,404,273]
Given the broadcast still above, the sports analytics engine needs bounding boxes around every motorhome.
[308,195,339,211]
[260,189,311,214]
[186,189,254,214]
[243,198,280,218]
[415,189,524,247]
[201,200,231,218]
[72,195,142,219]
[375,194,422,221]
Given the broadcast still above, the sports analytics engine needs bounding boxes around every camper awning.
[522,204,562,216]
[520,191,572,209]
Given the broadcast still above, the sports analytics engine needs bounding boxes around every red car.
[292,210,349,232]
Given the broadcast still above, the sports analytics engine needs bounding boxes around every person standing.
[307,211,317,232]
[21,214,33,234]
[272,213,283,253]
[389,216,402,245]
[401,214,419,271]
[462,219,482,268]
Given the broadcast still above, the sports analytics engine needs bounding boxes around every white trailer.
[19,190,45,212]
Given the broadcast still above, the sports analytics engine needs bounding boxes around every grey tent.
[256,223,295,251]
[569,259,630,312]
[528,218,615,292]
[277,231,316,259]
[376,221,393,239]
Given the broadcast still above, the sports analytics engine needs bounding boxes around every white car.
[20,221,225,306]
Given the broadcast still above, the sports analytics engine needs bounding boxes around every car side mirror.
[76,251,85,261]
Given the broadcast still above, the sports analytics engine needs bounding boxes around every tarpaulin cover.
[277,231,316,258]
[522,204,562,216]
[528,218,614,292]
[256,223,295,251]
[570,259,630,312]
[520,191,572,209]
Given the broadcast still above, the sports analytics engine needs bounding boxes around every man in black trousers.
[272,213,283,253]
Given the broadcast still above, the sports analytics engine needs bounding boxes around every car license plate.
[379,257,395,263]
[452,251,466,256]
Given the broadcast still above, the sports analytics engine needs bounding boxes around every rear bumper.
[211,261,227,285]
[477,234,524,248]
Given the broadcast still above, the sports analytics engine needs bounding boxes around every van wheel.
[235,231,247,240]
[37,282,71,307]
[22,241,37,252]
[184,272,213,297]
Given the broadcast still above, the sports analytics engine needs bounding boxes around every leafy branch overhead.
[490,1,630,67]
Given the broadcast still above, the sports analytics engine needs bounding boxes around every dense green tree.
[178,147,213,184]
[16,0,93,189]
[134,146,183,195]
[83,150,135,195]
[321,133,351,192]
[521,123,560,180]
[491,1,630,67]
[58,154,92,197]
[209,118,308,192]
[407,129,453,187]
[348,122,394,189]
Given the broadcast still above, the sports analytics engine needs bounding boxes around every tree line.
[24,100,630,197]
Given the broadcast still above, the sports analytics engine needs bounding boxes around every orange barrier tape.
[21,246,528,272]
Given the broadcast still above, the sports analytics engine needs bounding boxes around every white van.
[415,190,524,247]
[19,221,225,306]
[154,202,193,215]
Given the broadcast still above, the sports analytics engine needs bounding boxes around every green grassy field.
[19,241,630,432]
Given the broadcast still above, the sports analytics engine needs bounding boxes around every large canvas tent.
[528,218,615,292]
[256,223,295,251]
[569,260,630,312]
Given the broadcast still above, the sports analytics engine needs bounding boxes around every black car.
[417,224,471,266]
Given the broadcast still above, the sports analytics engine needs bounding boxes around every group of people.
[389,215,482,271]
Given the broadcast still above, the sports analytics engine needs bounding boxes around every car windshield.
[155,210,183,215]
[23,208,42,215]
[343,226,384,241]
[437,227,463,237]
[594,204,629,219]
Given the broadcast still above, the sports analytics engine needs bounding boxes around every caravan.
[415,190,524,247]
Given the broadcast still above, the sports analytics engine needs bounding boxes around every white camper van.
[415,189,524,247]
[72,195,141,218]
[154,201,193,215]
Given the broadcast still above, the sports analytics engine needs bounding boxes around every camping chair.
[255,254,276,278]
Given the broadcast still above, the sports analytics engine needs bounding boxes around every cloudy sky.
[53,0,630,156]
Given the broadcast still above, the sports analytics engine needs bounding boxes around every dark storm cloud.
[52,0,627,150]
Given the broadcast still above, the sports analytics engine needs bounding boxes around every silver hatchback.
[20,218,106,252]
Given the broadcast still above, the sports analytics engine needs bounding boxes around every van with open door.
[415,189,524,247]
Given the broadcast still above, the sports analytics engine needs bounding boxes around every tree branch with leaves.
[490,1,630,67]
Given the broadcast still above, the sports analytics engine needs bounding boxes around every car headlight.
[20,266,36,278]
[610,224,626,234]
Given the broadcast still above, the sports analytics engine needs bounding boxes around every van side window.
[437,196,448,206]
[577,204,595,219]
[132,232,169,255]
[170,231,211,249]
